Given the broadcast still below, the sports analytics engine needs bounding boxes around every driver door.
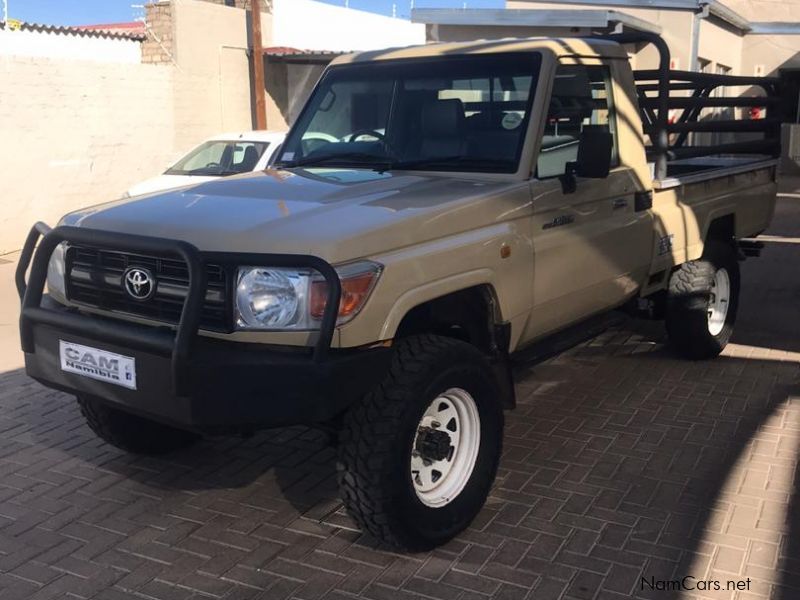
[524,61,653,340]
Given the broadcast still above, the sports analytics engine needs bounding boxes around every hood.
[65,168,524,262]
[126,174,218,197]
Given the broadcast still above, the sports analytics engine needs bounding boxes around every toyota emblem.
[123,267,156,301]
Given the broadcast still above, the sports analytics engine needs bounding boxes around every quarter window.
[536,64,619,179]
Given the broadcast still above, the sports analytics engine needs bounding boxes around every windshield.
[166,140,270,176]
[275,52,542,174]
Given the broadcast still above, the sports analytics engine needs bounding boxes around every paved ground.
[0,250,22,374]
[0,183,799,600]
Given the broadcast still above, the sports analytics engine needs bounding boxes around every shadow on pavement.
[2,313,798,597]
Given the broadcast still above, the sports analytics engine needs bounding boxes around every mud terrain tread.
[337,334,499,549]
[666,240,739,360]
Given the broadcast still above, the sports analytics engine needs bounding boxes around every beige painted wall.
[697,19,742,73]
[724,0,799,21]
[742,35,800,77]
[0,0,426,252]
[170,0,272,147]
[0,2,258,253]
[506,1,696,70]
[0,57,175,253]
[0,0,275,254]
[506,0,800,77]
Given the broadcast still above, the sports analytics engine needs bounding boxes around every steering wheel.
[205,162,221,169]
[346,129,398,159]
[348,129,386,143]
[301,132,338,156]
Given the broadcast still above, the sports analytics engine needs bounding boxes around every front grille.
[65,246,231,331]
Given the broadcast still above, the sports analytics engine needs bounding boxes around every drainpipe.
[690,1,709,71]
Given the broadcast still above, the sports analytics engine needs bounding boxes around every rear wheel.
[77,396,199,455]
[337,335,503,551]
[665,240,740,359]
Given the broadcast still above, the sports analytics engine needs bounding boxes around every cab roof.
[329,37,627,66]
[205,130,286,143]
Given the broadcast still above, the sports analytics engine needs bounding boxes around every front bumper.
[17,224,392,434]
[24,304,391,433]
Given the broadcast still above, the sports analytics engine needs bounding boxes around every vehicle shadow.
[0,364,345,530]
[4,315,800,592]
[503,317,800,599]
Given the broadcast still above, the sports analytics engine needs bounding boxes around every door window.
[536,64,618,179]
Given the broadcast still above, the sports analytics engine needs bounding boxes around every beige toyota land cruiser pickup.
[17,33,781,550]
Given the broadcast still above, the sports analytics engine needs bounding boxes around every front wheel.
[337,335,503,551]
[665,240,740,359]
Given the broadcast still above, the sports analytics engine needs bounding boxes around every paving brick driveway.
[0,189,798,600]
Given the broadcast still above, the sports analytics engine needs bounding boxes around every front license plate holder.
[59,340,137,390]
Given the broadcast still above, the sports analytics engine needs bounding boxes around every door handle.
[612,198,628,210]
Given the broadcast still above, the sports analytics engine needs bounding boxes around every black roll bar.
[16,224,342,396]
[596,32,783,180]
[634,69,781,87]
[600,32,671,180]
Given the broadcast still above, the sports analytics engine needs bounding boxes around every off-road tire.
[666,240,740,359]
[77,396,199,455]
[337,334,503,551]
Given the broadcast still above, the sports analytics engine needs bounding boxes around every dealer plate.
[59,340,137,390]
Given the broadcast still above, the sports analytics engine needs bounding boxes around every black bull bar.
[15,223,343,397]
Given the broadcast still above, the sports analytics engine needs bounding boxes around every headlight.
[235,268,310,329]
[46,242,68,304]
[235,261,382,330]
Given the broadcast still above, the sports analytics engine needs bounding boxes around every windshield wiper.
[380,156,515,174]
[379,156,466,173]
[281,152,392,169]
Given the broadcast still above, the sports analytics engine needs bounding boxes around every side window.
[536,64,618,179]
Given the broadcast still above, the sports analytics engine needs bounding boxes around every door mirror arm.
[559,161,578,194]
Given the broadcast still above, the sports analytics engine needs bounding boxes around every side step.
[510,311,625,369]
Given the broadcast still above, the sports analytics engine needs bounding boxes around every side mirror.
[559,126,613,194]
[576,126,613,178]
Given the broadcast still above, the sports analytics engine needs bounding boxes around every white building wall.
[271,0,425,51]
[0,0,427,252]
[0,56,175,253]
[0,28,141,63]
[171,0,267,147]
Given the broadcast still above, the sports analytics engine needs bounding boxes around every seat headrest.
[241,145,259,170]
[421,99,465,138]
[244,145,258,161]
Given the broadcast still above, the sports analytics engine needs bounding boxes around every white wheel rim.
[410,387,481,508]
[707,267,730,336]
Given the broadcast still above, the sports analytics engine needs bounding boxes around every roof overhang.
[264,47,346,64]
[495,0,800,36]
[747,22,800,36]
[0,19,146,40]
[412,8,662,35]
